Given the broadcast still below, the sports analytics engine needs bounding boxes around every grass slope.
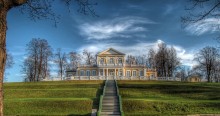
[4,80,104,116]
[118,81,220,116]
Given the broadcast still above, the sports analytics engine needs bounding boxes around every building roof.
[97,48,125,56]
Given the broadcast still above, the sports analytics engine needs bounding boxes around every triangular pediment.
[98,48,125,56]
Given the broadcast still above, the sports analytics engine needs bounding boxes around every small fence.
[42,76,181,81]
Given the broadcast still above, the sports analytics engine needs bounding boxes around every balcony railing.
[78,63,148,67]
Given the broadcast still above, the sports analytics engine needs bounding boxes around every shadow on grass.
[67,113,91,116]
[119,83,220,100]
[92,80,105,109]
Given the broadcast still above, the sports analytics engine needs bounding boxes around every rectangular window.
[126,71,130,77]
[151,74,154,78]
[133,71,136,76]
[86,70,90,76]
[139,70,144,76]
[80,70,84,76]
[110,58,114,64]
[119,70,123,76]
[100,70,103,76]
[100,58,104,64]
[92,70,96,76]
[118,58,122,64]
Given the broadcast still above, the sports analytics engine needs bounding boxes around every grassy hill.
[3,80,104,116]
[118,81,220,116]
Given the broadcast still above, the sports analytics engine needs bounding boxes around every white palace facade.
[68,48,157,80]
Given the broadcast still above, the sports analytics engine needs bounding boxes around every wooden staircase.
[100,80,121,116]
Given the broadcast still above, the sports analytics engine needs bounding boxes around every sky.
[5,0,219,82]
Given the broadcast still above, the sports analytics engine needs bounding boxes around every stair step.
[103,99,118,101]
[100,111,121,115]
[102,106,120,109]
[100,80,121,115]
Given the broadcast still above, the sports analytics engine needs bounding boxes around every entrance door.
[108,69,114,80]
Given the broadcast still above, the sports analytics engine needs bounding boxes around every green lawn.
[118,81,220,116]
[4,80,104,116]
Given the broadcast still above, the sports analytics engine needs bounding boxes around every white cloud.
[185,18,220,35]
[79,16,154,40]
[77,40,196,67]
[172,46,195,67]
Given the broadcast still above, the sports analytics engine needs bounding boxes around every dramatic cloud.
[79,16,154,40]
[77,40,195,67]
[185,18,220,35]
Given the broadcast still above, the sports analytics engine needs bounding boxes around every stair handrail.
[97,80,107,116]
[115,80,124,116]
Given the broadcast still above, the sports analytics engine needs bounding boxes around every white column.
[107,68,108,76]
[115,68,116,80]
[98,69,100,80]
[76,70,78,76]
[144,69,146,78]
[103,68,105,76]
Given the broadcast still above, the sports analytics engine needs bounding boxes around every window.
[92,70,96,76]
[80,70,84,76]
[100,70,103,76]
[86,70,90,76]
[119,70,123,76]
[151,74,154,78]
[133,71,136,76]
[126,71,130,77]
[139,70,144,76]
[118,58,122,64]
[110,58,114,64]
[100,58,104,64]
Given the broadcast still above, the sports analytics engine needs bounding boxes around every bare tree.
[4,52,14,82]
[148,43,180,77]
[182,0,220,40]
[175,67,190,82]
[83,49,96,65]
[5,52,14,69]
[21,38,52,82]
[54,48,67,79]
[22,57,35,82]
[67,51,81,70]
[167,46,180,77]
[147,48,156,68]
[0,0,97,114]
[136,54,147,65]
[194,46,220,82]
[126,55,137,65]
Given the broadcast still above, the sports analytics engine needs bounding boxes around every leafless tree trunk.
[126,55,137,65]
[68,51,81,70]
[22,38,52,82]
[194,46,220,82]
[0,0,97,114]
[83,49,96,65]
[147,48,156,68]
[148,43,180,78]
[54,48,67,79]
[0,5,7,116]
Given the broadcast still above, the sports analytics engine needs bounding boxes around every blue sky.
[5,0,219,82]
